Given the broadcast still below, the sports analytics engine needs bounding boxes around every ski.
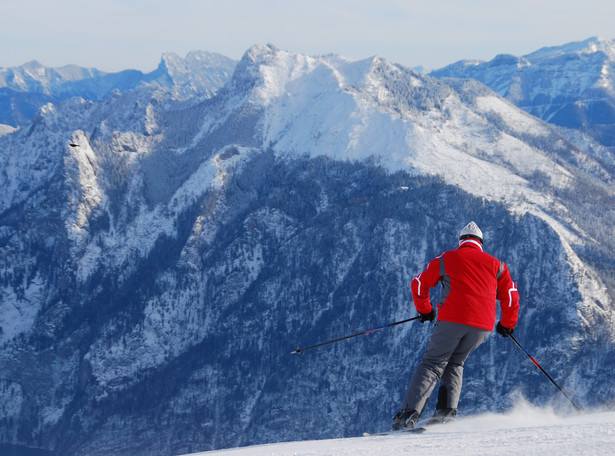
[363,427,428,436]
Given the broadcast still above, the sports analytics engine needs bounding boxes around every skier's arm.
[411,257,441,315]
[496,263,519,329]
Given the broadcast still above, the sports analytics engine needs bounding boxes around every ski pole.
[291,316,421,355]
[509,334,582,411]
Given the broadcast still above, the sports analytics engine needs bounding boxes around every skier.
[392,221,519,430]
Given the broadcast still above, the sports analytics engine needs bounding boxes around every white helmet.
[459,221,483,243]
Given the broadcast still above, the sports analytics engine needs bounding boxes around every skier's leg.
[435,384,448,411]
[439,325,490,410]
[400,322,465,414]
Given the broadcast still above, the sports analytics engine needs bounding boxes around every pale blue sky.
[2,0,613,72]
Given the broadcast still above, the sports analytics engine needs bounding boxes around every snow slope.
[188,403,615,456]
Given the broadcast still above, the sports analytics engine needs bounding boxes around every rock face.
[0,43,614,456]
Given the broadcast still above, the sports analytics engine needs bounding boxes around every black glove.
[419,307,436,323]
[496,321,514,337]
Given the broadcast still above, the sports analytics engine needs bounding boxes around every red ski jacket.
[411,239,519,331]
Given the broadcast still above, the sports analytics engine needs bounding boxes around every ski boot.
[426,408,457,426]
[392,409,420,430]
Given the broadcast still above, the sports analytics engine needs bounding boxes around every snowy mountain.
[0,43,614,456]
[0,51,237,127]
[431,37,615,150]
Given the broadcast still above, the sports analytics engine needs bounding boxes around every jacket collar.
[458,239,483,251]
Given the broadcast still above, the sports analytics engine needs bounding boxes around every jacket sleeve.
[411,256,442,314]
[496,262,519,329]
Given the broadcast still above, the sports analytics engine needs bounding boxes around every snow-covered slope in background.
[212,44,615,336]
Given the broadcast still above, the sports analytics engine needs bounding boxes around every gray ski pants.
[401,321,490,414]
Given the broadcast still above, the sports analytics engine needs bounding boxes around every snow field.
[186,403,615,456]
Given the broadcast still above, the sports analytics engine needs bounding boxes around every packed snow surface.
[186,402,615,456]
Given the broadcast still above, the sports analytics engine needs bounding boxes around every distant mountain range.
[0,51,237,127]
[431,37,615,149]
[3,37,615,152]
[0,39,614,456]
